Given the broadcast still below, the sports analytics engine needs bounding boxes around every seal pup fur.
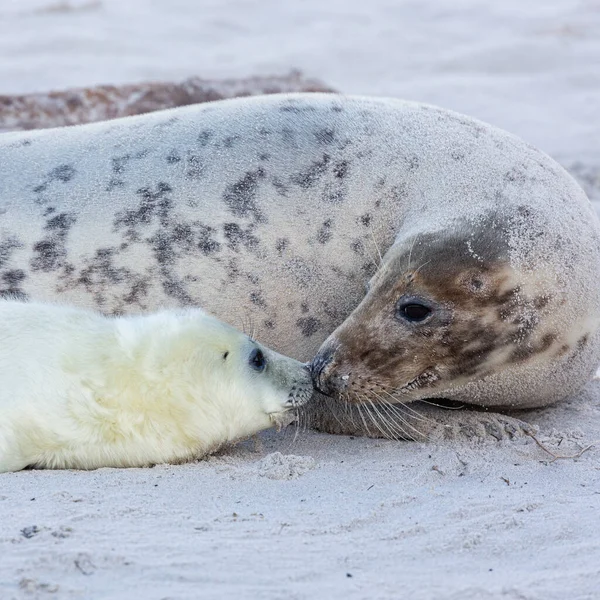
[0,300,312,472]
[1,93,599,439]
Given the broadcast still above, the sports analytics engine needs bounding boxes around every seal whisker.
[416,399,465,411]
[363,396,394,439]
[368,390,425,439]
[239,313,249,338]
[324,394,348,431]
[360,396,382,436]
[378,397,430,427]
[367,396,407,440]
[375,402,419,440]
[239,311,258,342]
[375,405,414,440]
[279,417,304,453]
[368,228,384,267]
[248,313,257,341]
[406,233,420,273]
[411,259,432,278]
[374,387,436,423]
[356,403,372,436]
[301,407,312,434]
[348,390,415,439]
[280,409,299,445]
[343,393,358,428]
[291,410,302,444]
[360,393,405,439]
[359,391,410,440]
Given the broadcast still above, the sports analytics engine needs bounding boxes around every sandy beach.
[1,1,599,598]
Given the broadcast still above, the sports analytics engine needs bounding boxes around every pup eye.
[249,348,266,372]
[223,351,229,360]
[397,302,432,322]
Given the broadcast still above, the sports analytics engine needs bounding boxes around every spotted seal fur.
[0,300,312,472]
[1,93,599,440]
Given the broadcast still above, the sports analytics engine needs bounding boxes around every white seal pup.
[1,93,599,439]
[0,300,312,472]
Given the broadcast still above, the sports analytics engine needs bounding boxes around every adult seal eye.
[249,348,267,372]
[398,302,432,322]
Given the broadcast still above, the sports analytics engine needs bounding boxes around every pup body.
[0,300,311,472]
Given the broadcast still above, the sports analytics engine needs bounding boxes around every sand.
[1,1,599,599]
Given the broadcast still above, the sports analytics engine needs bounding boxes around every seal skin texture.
[1,93,599,439]
[0,300,312,472]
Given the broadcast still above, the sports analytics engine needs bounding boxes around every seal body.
[1,93,599,430]
[0,300,312,472]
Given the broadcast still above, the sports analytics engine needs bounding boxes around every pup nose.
[310,347,340,397]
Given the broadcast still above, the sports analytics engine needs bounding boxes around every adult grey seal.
[1,93,599,439]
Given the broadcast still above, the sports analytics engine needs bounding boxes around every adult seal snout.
[1,93,599,438]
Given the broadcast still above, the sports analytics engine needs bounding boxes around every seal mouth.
[269,411,297,431]
[282,390,312,409]
[285,378,314,408]
[395,369,439,395]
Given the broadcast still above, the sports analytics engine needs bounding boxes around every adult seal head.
[1,93,599,438]
[311,213,600,412]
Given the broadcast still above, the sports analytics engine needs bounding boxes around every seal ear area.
[454,269,495,297]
